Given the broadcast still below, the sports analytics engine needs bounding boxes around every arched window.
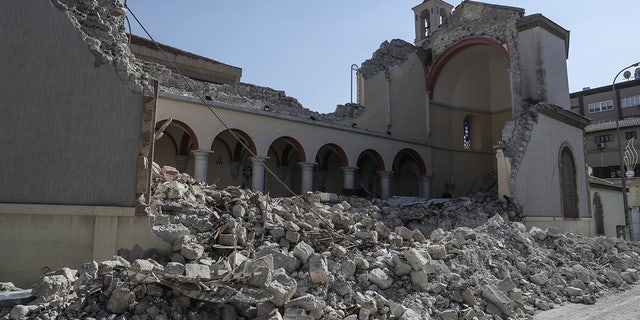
[560,147,579,218]
[463,118,471,150]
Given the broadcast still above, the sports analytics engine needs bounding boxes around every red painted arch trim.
[228,129,257,161]
[358,149,385,171]
[396,148,427,175]
[320,143,349,168]
[156,119,199,155]
[426,36,509,96]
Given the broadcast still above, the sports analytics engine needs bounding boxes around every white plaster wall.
[517,27,570,108]
[0,0,144,206]
[540,29,570,109]
[590,186,625,238]
[515,114,589,218]
[355,54,427,140]
[517,29,538,103]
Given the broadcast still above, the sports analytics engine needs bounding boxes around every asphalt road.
[533,284,640,320]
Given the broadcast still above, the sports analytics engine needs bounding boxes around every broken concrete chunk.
[292,241,315,264]
[266,268,298,306]
[106,287,135,314]
[184,263,210,280]
[368,268,393,290]
[403,248,430,271]
[10,304,29,319]
[164,262,185,276]
[427,245,446,260]
[309,255,329,283]
[180,242,205,260]
[482,285,512,315]
[256,248,301,274]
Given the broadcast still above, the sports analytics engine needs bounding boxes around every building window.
[463,118,471,150]
[560,147,578,219]
[626,131,637,140]
[621,95,640,108]
[595,134,613,143]
[587,100,613,113]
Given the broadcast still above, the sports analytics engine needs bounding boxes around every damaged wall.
[0,0,151,206]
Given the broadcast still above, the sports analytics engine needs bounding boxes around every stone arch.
[153,119,199,174]
[392,148,427,197]
[266,136,307,196]
[427,36,509,97]
[356,149,385,197]
[559,144,579,219]
[213,128,256,189]
[315,144,349,193]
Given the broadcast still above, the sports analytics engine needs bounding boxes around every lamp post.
[613,61,640,240]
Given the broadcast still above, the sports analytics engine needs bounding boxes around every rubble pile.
[2,165,640,320]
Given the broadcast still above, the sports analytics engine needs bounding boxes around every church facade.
[148,1,591,230]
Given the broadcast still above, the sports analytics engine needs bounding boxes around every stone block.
[232,204,245,218]
[256,248,301,274]
[164,262,185,276]
[356,230,378,243]
[285,230,301,244]
[403,248,430,271]
[395,226,414,241]
[529,271,548,286]
[391,254,412,276]
[293,241,315,264]
[180,242,204,260]
[284,294,316,310]
[427,245,446,260]
[482,285,512,315]
[309,254,329,283]
[368,268,393,290]
[266,268,298,306]
[354,257,370,270]
[248,266,272,288]
[565,286,583,296]
[185,263,211,280]
[217,233,237,246]
[107,287,135,314]
[410,270,430,291]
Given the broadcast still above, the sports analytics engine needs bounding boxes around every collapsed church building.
[2,0,624,313]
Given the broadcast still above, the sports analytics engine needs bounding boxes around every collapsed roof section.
[54,0,153,95]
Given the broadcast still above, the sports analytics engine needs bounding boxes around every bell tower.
[412,0,454,46]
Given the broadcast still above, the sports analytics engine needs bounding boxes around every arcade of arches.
[153,119,430,199]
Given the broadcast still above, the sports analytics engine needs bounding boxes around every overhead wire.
[124,4,336,232]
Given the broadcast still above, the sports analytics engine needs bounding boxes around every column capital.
[340,166,358,173]
[250,155,269,165]
[377,170,394,178]
[298,162,316,169]
[191,149,213,158]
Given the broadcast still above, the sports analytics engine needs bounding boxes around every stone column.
[377,171,393,200]
[175,155,189,173]
[299,162,316,194]
[191,150,212,183]
[420,175,432,199]
[341,167,357,192]
[251,156,269,193]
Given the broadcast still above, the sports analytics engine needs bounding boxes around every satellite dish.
[624,70,632,79]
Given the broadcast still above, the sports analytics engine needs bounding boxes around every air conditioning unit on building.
[597,142,606,149]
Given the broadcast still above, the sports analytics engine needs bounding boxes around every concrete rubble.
[2,164,640,319]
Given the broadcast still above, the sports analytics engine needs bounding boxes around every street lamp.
[613,61,640,240]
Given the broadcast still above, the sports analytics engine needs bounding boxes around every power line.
[124,4,335,231]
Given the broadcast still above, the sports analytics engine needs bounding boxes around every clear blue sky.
[126,1,640,114]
